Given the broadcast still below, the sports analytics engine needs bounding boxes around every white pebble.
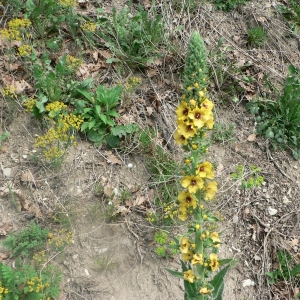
[127,163,133,168]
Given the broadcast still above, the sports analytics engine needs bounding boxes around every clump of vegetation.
[212,122,236,143]
[247,26,267,47]
[278,0,300,34]
[247,64,300,159]
[211,0,248,11]
[96,2,166,67]
[231,165,264,189]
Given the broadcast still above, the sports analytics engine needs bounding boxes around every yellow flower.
[199,90,205,98]
[174,130,188,145]
[185,159,191,164]
[201,98,214,112]
[182,251,193,262]
[205,115,214,129]
[191,253,203,265]
[81,22,97,32]
[176,101,190,121]
[194,83,199,89]
[192,144,198,150]
[211,232,221,248]
[199,287,210,294]
[188,107,210,129]
[189,99,197,106]
[195,224,200,230]
[181,175,204,194]
[205,181,218,200]
[209,253,219,272]
[178,205,187,221]
[177,120,197,139]
[183,270,195,283]
[196,161,214,179]
[58,0,77,7]
[179,237,190,253]
[178,191,197,209]
[18,44,32,56]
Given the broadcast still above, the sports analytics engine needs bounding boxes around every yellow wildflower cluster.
[0,283,9,300]
[1,85,16,97]
[163,203,178,220]
[125,77,142,92]
[179,236,220,271]
[27,277,50,293]
[33,251,47,264]
[46,101,67,117]
[58,0,77,7]
[18,44,32,56]
[80,22,97,32]
[0,18,31,41]
[146,212,156,223]
[24,97,36,112]
[48,229,74,248]
[66,55,83,70]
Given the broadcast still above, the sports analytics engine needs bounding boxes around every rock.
[267,207,278,216]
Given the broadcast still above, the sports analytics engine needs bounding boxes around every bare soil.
[1,0,300,299]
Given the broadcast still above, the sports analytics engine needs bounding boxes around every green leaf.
[288,64,296,76]
[0,132,10,141]
[88,120,96,130]
[95,105,102,117]
[87,130,105,143]
[106,58,121,63]
[106,134,120,148]
[166,269,183,278]
[99,114,108,124]
[77,89,93,102]
[209,264,231,300]
[81,122,90,132]
[106,110,119,117]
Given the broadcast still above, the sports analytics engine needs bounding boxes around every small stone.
[242,279,255,287]
[2,168,12,177]
[283,196,291,204]
[22,155,27,159]
[232,214,239,223]
[84,269,90,276]
[127,163,133,168]
[268,207,278,216]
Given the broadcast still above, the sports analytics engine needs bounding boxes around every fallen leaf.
[0,253,9,261]
[103,185,114,198]
[133,196,145,206]
[21,171,34,182]
[146,68,157,77]
[146,106,153,116]
[99,50,111,59]
[247,134,256,142]
[113,205,130,216]
[0,222,13,235]
[105,151,122,165]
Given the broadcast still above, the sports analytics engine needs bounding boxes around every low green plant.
[169,0,200,13]
[0,132,10,148]
[247,26,267,47]
[212,123,235,143]
[2,221,49,258]
[154,231,179,258]
[231,165,264,189]
[211,0,248,11]
[0,260,62,299]
[266,249,300,285]
[96,1,166,67]
[278,0,300,34]
[246,64,300,159]
[75,84,139,147]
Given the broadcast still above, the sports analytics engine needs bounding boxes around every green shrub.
[247,26,267,47]
[278,0,300,34]
[97,2,166,67]
[247,64,300,159]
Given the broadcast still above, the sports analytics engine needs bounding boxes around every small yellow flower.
[178,191,197,209]
[18,44,32,56]
[205,181,218,200]
[176,101,190,121]
[194,83,199,89]
[182,251,193,262]
[196,161,214,179]
[191,253,203,265]
[181,175,204,194]
[189,99,197,106]
[199,287,210,294]
[81,22,97,32]
[183,270,195,283]
[177,120,197,139]
[178,205,187,221]
[192,144,198,150]
[188,107,210,128]
[174,130,188,146]
[209,253,219,272]
[203,214,208,220]
[179,237,190,254]
[185,158,191,164]
[195,224,200,230]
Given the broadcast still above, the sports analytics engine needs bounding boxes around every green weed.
[246,64,300,159]
[231,165,264,189]
[2,221,49,258]
[266,249,300,286]
[247,26,267,47]
[211,0,248,11]
[96,2,166,67]
[75,84,139,147]
[278,0,300,34]
[0,131,10,149]
[212,122,236,143]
